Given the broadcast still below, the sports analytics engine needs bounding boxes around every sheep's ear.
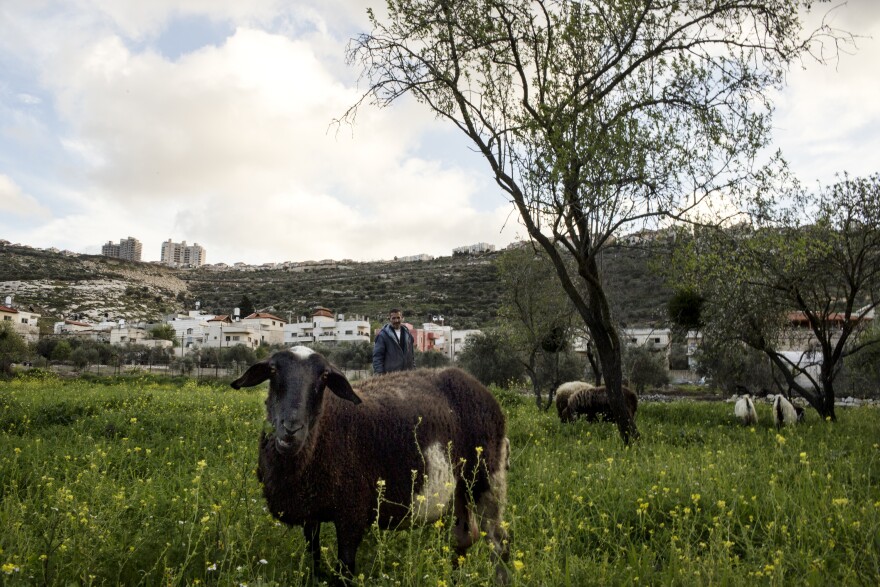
[231,360,272,389]
[324,367,362,405]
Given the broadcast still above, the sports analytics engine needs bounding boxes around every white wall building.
[453,242,496,255]
[1,300,41,343]
[240,312,287,346]
[413,322,482,361]
[204,322,261,350]
[283,308,371,346]
[160,240,206,267]
[624,327,671,349]
[166,311,216,351]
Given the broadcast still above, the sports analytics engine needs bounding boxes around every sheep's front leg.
[334,521,364,579]
[303,522,321,571]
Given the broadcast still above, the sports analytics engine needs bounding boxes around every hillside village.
[3,237,871,381]
[1,236,684,366]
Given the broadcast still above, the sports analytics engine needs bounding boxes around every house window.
[654,338,661,344]
[21,318,28,324]
[233,336,240,341]
[225,336,231,342]
[3,316,10,321]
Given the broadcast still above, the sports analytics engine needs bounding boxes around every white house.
[411,322,482,361]
[624,327,671,349]
[283,308,371,346]
[240,312,287,346]
[1,302,41,343]
[447,328,482,361]
[166,310,216,351]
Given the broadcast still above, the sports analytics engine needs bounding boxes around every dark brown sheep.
[555,381,595,423]
[561,385,638,423]
[232,347,510,582]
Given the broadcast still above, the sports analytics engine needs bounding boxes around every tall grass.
[1,375,878,586]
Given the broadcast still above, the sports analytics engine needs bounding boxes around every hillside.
[0,242,673,330]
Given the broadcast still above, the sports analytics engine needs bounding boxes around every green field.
[1,373,878,586]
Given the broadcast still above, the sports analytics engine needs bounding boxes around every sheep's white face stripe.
[288,346,314,360]
[412,442,455,523]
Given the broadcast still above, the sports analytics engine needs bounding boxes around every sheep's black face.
[231,347,362,454]
[265,350,326,453]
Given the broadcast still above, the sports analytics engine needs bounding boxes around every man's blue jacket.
[372,324,415,374]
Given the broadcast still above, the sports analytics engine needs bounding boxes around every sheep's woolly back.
[773,395,800,428]
[734,395,758,425]
[562,385,637,423]
[555,381,595,422]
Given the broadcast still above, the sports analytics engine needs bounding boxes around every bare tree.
[345,0,849,442]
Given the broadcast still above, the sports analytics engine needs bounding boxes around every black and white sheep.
[734,394,758,425]
[554,381,595,423]
[773,394,805,429]
[560,385,638,423]
[231,347,510,581]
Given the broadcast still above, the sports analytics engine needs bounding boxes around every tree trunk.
[820,366,837,422]
[586,341,603,386]
[766,350,835,420]
[525,353,541,409]
[589,317,639,443]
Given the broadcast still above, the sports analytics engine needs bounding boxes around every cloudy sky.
[1,1,878,265]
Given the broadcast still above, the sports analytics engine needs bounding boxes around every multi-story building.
[453,242,495,255]
[240,312,287,346]
[119,237,142,261]
[102,236,142,261]
[166,310,216,351]
[398,254,434,262]
[101,241,120,258]
[284,308,371,346]
[408,321,482,361]
[160,240,206,267]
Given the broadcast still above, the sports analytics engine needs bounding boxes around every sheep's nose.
[280,419,304,438]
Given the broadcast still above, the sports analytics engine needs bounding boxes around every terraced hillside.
[0,244,186,327]
[1,242,672,331]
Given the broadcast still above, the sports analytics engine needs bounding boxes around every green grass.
[1,375,878,586]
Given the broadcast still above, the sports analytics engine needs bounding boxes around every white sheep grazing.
[734,394,758,425]
[773,394,804,429]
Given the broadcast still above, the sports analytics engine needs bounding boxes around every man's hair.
[389,308,401,315]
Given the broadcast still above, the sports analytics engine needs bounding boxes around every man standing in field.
[372,308,415,374]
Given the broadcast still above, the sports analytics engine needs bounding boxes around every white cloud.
[16,93,41,105]
[0,175,51,219]
[772,0,880,184]
[1,0,874,265]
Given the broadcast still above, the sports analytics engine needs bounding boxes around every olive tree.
[346,0,846,442]
[0,322,29,376]
[673,174,880,420]
[497,245,579,408]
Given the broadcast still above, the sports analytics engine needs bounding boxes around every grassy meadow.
[1,372,878,586]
